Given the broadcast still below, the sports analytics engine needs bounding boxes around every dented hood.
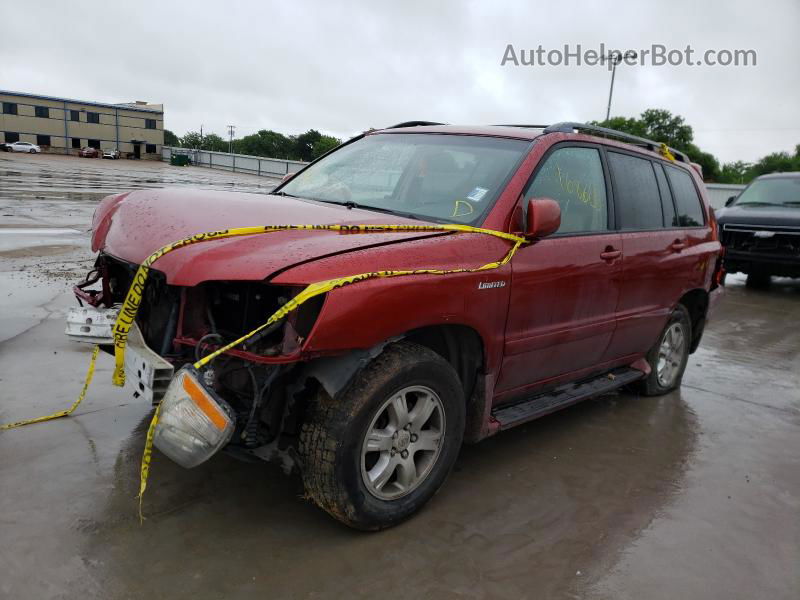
[93,189,445,286]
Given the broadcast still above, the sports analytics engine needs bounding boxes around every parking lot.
[1,152,798,599]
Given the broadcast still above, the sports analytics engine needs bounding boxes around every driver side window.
[525,147,608,234]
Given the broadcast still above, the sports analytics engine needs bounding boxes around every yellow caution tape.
[0,345,99,430]
[3,221,527,522]
[659,143,676,162]
[137,401,162,523]
[111,223,525,386]
[192,237,523,370]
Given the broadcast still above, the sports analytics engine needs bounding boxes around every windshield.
[280,133,530,224]
[734,177,800,207]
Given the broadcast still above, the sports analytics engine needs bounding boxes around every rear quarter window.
[666,166,705,227]
[607,152,663,229]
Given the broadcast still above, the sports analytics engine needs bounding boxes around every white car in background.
[102,148,121,160]
[5,141,42,153]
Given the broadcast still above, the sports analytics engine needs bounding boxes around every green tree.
[180,131,203,148]
[234,129,294,159]
[311,134,341,159]
[294,129,323,162]
[718,161,751,184]
[164,129,179,147]
[180,131,228,152]
[748,151,796,178]
[594,109,718,179]
[201,133,228,153]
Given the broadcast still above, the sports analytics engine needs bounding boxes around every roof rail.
[492,124,550,129]
[543,121,688,162]
[387,121,446,129]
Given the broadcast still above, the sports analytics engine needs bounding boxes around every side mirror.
[725,195,737,207]
[526,198,561,238]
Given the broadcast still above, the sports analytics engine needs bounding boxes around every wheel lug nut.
[401,450,409,459]
[411,434,417,442]
[404,424,411,431]
[390,449,396,456]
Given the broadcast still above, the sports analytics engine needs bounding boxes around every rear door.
[603,152,699,359]
[497,144,622,397]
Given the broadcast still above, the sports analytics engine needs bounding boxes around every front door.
[133,143,141,159]
[496,144,622,398]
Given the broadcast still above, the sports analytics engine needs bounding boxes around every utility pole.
[200,124,203,149]
[227,125,236,154]
[603,51,637,122]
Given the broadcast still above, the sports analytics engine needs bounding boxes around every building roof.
[0,89,163,114]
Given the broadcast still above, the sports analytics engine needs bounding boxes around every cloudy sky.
[2,0,798,164]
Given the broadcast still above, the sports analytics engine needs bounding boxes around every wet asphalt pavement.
[1,153,798,599]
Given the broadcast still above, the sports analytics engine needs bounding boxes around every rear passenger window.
[666,166,705,227]
[526,147,607,233]
[653,163,677,227]
[607,152,663,229]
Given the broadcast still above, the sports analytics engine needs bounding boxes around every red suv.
[71,122,723,529]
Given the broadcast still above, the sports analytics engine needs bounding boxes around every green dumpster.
[170,154,190,166]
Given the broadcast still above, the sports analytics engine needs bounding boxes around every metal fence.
[161,146,307,178]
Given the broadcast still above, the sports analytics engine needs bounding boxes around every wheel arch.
[294,323,487,442]
[677,288,709,353]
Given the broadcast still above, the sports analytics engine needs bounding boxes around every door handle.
[600,247,622,261]
[671,240,687,252]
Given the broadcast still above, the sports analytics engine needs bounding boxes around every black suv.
[716,172,800,287]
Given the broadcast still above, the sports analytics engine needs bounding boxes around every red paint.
[91,126,722,439]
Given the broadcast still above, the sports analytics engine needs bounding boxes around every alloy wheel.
[360,385,446,500]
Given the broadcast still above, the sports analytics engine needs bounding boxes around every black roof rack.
[387,121,446,129]
[542,122,688,162]
[493,124,550,129]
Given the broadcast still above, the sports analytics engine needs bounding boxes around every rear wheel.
[634,304,692,396]
[299,341,465,530]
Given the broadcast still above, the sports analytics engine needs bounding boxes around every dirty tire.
[634,303,692,396]
[299,341,465,530]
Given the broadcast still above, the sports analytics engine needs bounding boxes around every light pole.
[227,125,236,154]
[604,51,637,122]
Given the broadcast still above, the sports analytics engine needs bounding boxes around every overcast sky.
[2,0,798,164]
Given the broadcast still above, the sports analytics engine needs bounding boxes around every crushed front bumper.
[65,306,174,405]
[65,306,119,344]
[125,323,174,405]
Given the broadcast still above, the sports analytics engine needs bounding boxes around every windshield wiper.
[272,190,298,198]
[737,201,779,206]
[315,199,420,220]
[782,201,800,206]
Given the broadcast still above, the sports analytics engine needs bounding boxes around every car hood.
[93,189,450,286]
[716,204,800,228]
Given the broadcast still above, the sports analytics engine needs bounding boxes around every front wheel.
[299,341,465,530]
[29,149,36,153]
[633,303,692,396]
